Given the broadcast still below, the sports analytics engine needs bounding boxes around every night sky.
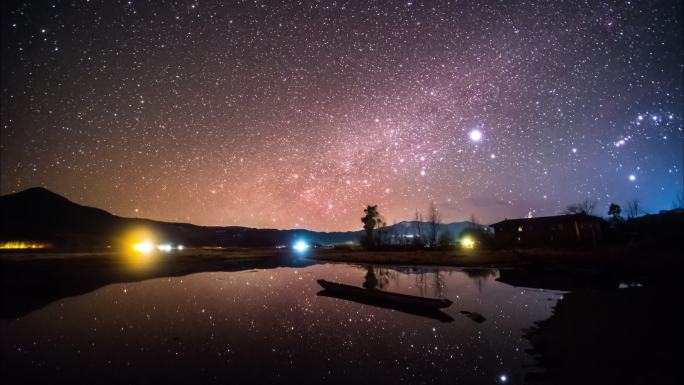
[1,0,682,231]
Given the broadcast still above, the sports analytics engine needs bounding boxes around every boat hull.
[316,279,452,310]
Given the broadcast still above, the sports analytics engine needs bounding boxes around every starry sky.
[1,0,682,231]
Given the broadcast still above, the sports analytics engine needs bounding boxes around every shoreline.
[308,248,523,267]
[525,281,683,384]
[308,245,682,273]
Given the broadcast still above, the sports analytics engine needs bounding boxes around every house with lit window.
[490,214,605,247]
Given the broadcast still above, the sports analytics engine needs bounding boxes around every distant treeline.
[359,203,493,251]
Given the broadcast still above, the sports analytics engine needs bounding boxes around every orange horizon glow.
[0,241,51,249]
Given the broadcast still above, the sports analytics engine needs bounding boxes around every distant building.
[490,214,605,247]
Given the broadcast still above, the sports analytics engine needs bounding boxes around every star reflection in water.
[1,264,562,384]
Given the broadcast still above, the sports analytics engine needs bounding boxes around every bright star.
[629,174,636,181]
[469,129,482,142]
[499,374,508,382]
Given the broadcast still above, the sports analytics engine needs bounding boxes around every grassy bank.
[309,244,682,271]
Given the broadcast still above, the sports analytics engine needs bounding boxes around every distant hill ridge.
[0,187,479,249]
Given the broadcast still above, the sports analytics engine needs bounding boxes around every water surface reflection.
[1,263,562,384]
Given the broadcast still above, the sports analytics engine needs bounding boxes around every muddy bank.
[526,281,683,384]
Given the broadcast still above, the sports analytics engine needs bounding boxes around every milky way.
[1,0,682,231]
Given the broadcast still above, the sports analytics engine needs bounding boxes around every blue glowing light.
[293,240,310,252]
[499,374,508,382]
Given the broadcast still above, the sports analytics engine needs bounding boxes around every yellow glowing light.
[461,237,475,249]
[122,227,160,269]
[0,241,51,249]
[132,240,155,253]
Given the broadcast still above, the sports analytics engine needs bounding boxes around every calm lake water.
[0,262,563,384]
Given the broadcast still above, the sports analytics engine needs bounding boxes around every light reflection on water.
[0,263,562,384]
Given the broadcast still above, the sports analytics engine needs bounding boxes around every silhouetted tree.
[564,199,596,215]
[363,266,379,289]
[462,268,497,292]
[413,271,445,297]
[413,210,425,247]
[376,218,388,245]
[625,200,640,219]
[438,230,454,248]
[427,202,441,247]
[361,205,380,249]
[608,203,623,221]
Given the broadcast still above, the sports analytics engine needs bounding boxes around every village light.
[132,240,155,254]
[123,227,161,269]
[157,243,173,252]
[0,241,50,249]
[461,236,475,249]
[293,240,310,252]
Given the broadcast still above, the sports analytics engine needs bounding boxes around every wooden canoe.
[317,279,452,310]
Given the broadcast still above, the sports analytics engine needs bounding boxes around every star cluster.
[1,0,682,230]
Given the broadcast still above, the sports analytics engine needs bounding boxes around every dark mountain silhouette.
[382,220,488,238]
[0,187,361,248]
[1,187,128,248]
[0,187,483,249]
